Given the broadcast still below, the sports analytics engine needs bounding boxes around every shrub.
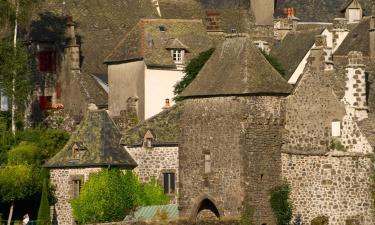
[139,177,170,206]
[329,139,345,151]
[173,48,215,101]
[71,170,170,224]
[311,216,329,225]
[270,184,293,225]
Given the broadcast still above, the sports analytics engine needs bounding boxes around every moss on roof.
[334,17,371,56]
[45,110,137,168]
[159,0,204,19]
[180,37,292,98]
[271,28,324,80]
[122,104,182,146]
[105,19,214,67]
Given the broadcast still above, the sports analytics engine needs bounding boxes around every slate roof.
[334,17,371,56]
[180,37,292,98]
[159,0,204,19]
[122,104,182,146]
[275,0,373,22]
[271,27,325,80]
[104,19,214,67]
[45,110,137,168]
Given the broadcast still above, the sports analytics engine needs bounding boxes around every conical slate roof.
[180,37,292,98]
[44,110,137,168]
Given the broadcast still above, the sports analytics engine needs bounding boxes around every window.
[331,120,341,137]
[72,146,80,159]
[72,179,82,198]
[171,49,184,63]
[145,138,153,148]
[163,173,175,194]
[39,51,56,72]
[204,153,211,174]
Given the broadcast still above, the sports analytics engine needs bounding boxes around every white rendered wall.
[288,28,348,84]
[144,67,184,119]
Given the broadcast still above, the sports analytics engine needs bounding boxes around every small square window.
[163,173,175,194]
[171,49,184,63]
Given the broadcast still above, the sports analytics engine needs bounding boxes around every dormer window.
[171,49,184,64]
[143,130,155,148]
[72,142,86,159]
[159,25,166,32]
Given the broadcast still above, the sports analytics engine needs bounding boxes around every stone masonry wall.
[127,146,179,203]
[282,153,375,225]
[179,96,285,225]
[50,167,102,225]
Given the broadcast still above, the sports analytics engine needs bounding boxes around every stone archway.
[195,198,221,219]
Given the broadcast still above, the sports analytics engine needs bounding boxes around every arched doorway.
[196,198,221,219]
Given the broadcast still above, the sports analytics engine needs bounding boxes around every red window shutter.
[39,96,52,110]
[39,51,56,72]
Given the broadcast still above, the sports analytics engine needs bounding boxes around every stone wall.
[127,146,179,203]
[282,153,375,225]
[179,96,285,225]
[50,167,102,225]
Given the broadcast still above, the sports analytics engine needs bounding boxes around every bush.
[270,184,293,225]
[72,170,170,224]
[173,48,215,101]
[311,216,329,225]
[7,142,40,165]
[139,178,170,206]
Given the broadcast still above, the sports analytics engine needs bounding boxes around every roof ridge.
[140,18,203,23]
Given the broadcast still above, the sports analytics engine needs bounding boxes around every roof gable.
[180,37,292,98]
[105,19,214,67]
[45,110,137,168]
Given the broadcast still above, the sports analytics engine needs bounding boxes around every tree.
[7,142,40,165]
[173,48,215,101]
[37,178,51,225]
[0,165,37,225]
[270,184,293,225]
[0,0,43,134]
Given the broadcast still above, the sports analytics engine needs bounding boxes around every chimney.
[332,18,348,52]
[308,35,333,71]
[64,16,80,71]
[205,10,223,33]
[344,51,368,120]
[162,98,171,110]
[370,0,375,58]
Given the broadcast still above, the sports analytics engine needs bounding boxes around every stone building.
[177,37,292,224]
[44,110,137,225]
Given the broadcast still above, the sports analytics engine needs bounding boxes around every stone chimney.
[308,35,333,71]
[205,10,223,34]
[344,51,368,120]
[332,18,348,52]
[64,16,80,71]
[370,0,375,58]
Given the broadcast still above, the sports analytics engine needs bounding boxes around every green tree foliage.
[240,207,254,225]
[0,165,36,202]
[37,178,51,225]
[261,51,286,76]
[7,142,39,165]
[173,48,215,101]
[270,184,293,225]
[72,170,170,224]
[139,177,170,206]
[0,39,30,127]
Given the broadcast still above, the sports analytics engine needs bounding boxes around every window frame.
[163,172,175,194]
[171,49,184,64]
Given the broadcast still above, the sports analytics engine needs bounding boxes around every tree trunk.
[11,0,19,135]
[7,201,14,225]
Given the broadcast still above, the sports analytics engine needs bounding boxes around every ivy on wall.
[270,184,293,225]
